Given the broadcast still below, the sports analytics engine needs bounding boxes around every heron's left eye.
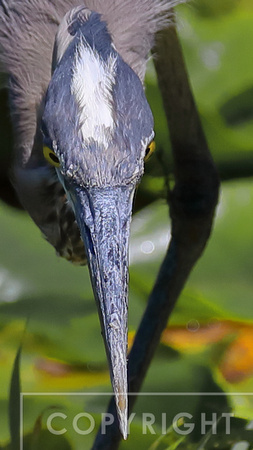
[144,140,156,162]
[43,146,60,167]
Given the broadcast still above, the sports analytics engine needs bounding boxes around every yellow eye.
[43,146,60,167]
[144,140,156,162]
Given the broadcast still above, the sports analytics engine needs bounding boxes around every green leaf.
[23,429,73,450]
[8,344,21,450]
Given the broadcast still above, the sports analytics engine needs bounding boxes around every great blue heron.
[0,0,181,438]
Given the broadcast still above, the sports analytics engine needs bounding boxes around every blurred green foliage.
[1,0,253,449]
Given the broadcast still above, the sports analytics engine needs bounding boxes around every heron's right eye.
[43,146,60,167]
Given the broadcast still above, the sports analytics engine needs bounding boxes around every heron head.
[42,7,154,438]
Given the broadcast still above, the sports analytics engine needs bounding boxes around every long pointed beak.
[72,185,135,439]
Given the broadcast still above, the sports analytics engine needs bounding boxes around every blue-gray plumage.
[0,0,181,439]
[43,12,154,188]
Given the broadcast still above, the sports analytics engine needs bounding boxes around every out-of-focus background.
[1,1,253,448]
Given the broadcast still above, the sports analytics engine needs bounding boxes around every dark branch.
[92,21,220,450]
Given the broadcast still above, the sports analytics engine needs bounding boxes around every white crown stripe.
[71,39,117,147]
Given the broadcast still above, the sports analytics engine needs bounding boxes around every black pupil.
[145,146,150,157]
[49,152,59,163]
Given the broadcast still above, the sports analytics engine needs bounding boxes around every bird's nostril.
[83,223,95,256]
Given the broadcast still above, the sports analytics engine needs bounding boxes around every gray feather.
[0,0,182,260]
[0,0,182,156]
